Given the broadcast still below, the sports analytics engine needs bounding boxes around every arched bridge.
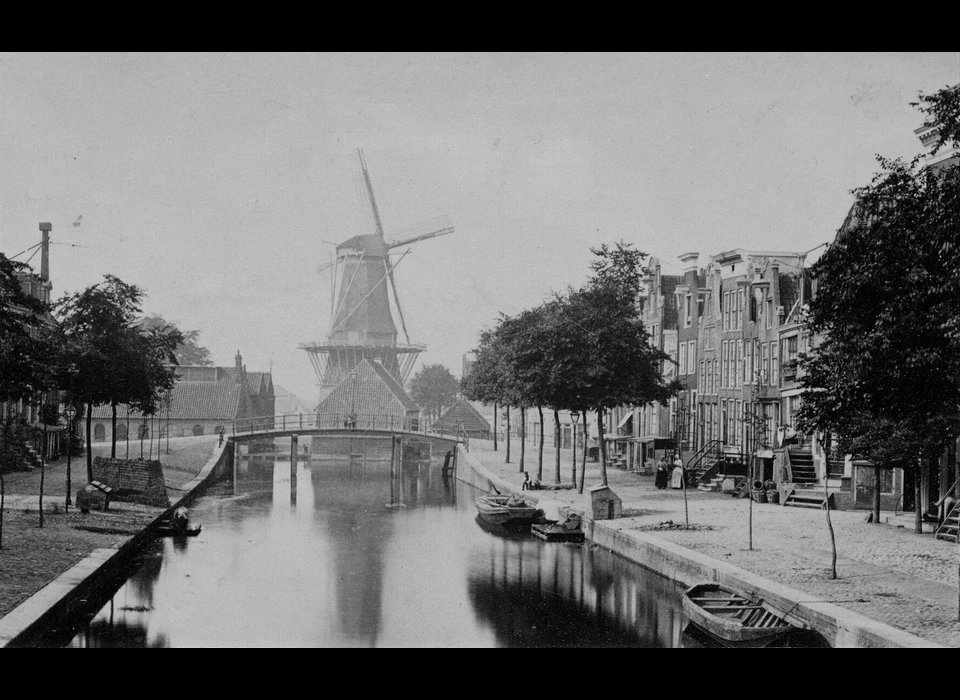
[228,413,465,447]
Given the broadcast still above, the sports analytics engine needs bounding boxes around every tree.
[546,243,681,488]
[409,364,460,427]
[798,85,960,535]
[54,276,182,478]
[464,242,681,492]
[0,253,53,403]
[140,314,213,366]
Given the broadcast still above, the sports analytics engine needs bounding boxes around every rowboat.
[156,522,202,538]
[475,494,542,527]
[681,582,801,647]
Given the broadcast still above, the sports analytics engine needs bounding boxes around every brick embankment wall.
[92,456,169,508]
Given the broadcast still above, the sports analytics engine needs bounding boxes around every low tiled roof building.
[91,352,274,442]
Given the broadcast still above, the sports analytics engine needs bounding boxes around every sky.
[1,52,958,406]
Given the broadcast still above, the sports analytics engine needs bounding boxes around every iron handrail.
[683,439,723,475]
[231,413,460,440]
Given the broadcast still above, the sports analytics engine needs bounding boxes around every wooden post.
[874,464,882,525]
[554,409,561,484]
[290,434,298,505]
[506,406,511,464]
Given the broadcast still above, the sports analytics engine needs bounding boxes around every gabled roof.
[661,275,682,328]
[91,379,243,422]
[433,399,491,432]
[316,359,419,416]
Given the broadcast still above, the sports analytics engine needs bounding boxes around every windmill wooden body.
[301,149,454,408]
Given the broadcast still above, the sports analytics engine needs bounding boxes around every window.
[786,335,799,362]
[745,342,753,384]
[723,292,730,330]
[679,343,688,376]
[731,399,744,446]
[762,343,770,384]
[94,423,106,442]
[749,294,757,323]
[736,340,743,388]
[116,423,128,440]
[766,297,773,329]
[689,341,697,375]
[771,342,780,385]
[721,342,728,388]
[713,358,719,394]
[738,289,746,329]
[193,425,205,436]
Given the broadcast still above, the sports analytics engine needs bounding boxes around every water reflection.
[61,442,691,647]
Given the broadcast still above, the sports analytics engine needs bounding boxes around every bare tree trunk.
[597,410,608,486]
[111,403,117,458]
[537,405,544,483]
[0,472,5,548]
[38,427,45,528]
[505,406,511,464]
[519,407,526,474]
[493,403,498,451]
[579,411,588,494]
[86,402,94,482]
[873,464,882,525]
[915,456,923,535]
[554,409,561,484]
[823,433,837,579]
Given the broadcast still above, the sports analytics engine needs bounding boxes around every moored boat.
[475,493,542,527]
[681,582,802,647]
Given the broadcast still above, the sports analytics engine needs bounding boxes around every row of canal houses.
[607,114,960,519]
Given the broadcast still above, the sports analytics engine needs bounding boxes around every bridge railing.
[232,413,442,437]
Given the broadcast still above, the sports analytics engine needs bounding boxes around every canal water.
[54,448,698,647]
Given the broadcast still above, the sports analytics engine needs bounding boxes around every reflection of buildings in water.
[467,534,686,647]
[75,617,170,649]
[67,542,167,649]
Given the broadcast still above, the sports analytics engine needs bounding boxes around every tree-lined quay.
[3,74,960,648]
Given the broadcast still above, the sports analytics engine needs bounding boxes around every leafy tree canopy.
[798,85,960,467]
[409,363,460,422]
[0,253,54,402]
[141,314,213,366]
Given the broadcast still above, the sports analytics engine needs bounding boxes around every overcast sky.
[2,52,958,405]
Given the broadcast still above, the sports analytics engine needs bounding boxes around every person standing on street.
[655,455,669,489]
[671,454,685,489]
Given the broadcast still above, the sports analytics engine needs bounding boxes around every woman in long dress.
[671,457,685,489]
[654,457,669,489]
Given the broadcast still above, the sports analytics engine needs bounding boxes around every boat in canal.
[475,493,542,527]
[681,582,801,647]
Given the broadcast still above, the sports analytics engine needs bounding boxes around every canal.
[49,447,699,647]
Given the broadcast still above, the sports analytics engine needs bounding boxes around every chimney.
[235,351,243,383]
[39,223,51,282]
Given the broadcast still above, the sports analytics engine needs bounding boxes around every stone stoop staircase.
[783,487,831,509]
[787,447,817,484]
[935,502,960,543]
[20,444,42,471]
[698,475,724,492]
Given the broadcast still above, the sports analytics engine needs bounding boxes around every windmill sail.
[301,150,454,406]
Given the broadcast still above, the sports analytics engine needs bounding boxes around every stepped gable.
[92,456,169,507]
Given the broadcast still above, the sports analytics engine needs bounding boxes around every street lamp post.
[63,405,77,511]
[571,412,580,486]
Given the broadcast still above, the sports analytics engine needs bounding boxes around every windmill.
[301,149,454,404]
